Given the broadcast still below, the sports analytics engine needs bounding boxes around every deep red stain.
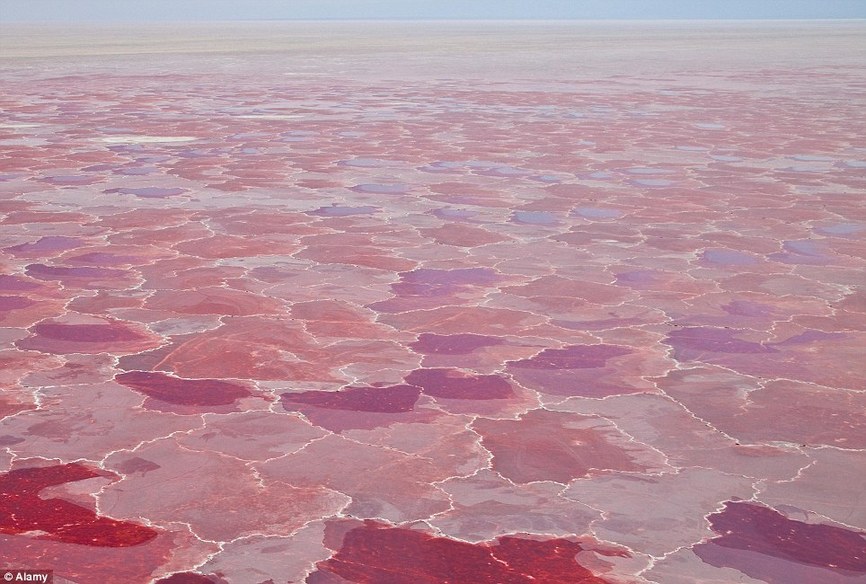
[699,501,866,573]
[410,333,504,355]
[0,463,158,547]
[310,520,619,584]
[115,371,251,406]
[509,344,632,369]
[281,384,421,413]
[31,322,145,343]
[404,368,514,399]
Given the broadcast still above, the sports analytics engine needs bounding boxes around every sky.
[1,0,864,22]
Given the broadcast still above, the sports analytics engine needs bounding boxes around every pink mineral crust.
[473,409,669,483]
[2,20,865,584]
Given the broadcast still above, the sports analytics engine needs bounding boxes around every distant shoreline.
[2,19,864,69]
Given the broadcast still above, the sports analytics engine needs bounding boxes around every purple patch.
[509,344,632,370]
[665,327,777,355]
[511,211,558,225]
[815,223,863,236]
[702,249,759,266]
[351,183,410,194]
[281,385,421,413]
[308,205,379,217]
[0,275,41,291]
[25,264,126,280]
[0,296,36,311]
[404,369,514,400]
[105,187,187,198]
[6,236,82,254]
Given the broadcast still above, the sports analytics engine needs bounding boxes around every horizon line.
[4,17,866,24]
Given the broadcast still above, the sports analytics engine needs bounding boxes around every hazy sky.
[1,0,864,22]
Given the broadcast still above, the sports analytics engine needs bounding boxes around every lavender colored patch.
[6,236,83,254]
[815,223,864,236]
[477,166,530,177]
[308,205,379,217]
[114,167,157,176]
[105,187,187,198]
[624,167,672,175]
[42,175,96,185]
[511,211,558,225]
[702,249,759,266]
[531,174,562,183]
[783,240,825,256]
[791,154,833,162]
[632,178,673,187]
[351,183,410,194]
